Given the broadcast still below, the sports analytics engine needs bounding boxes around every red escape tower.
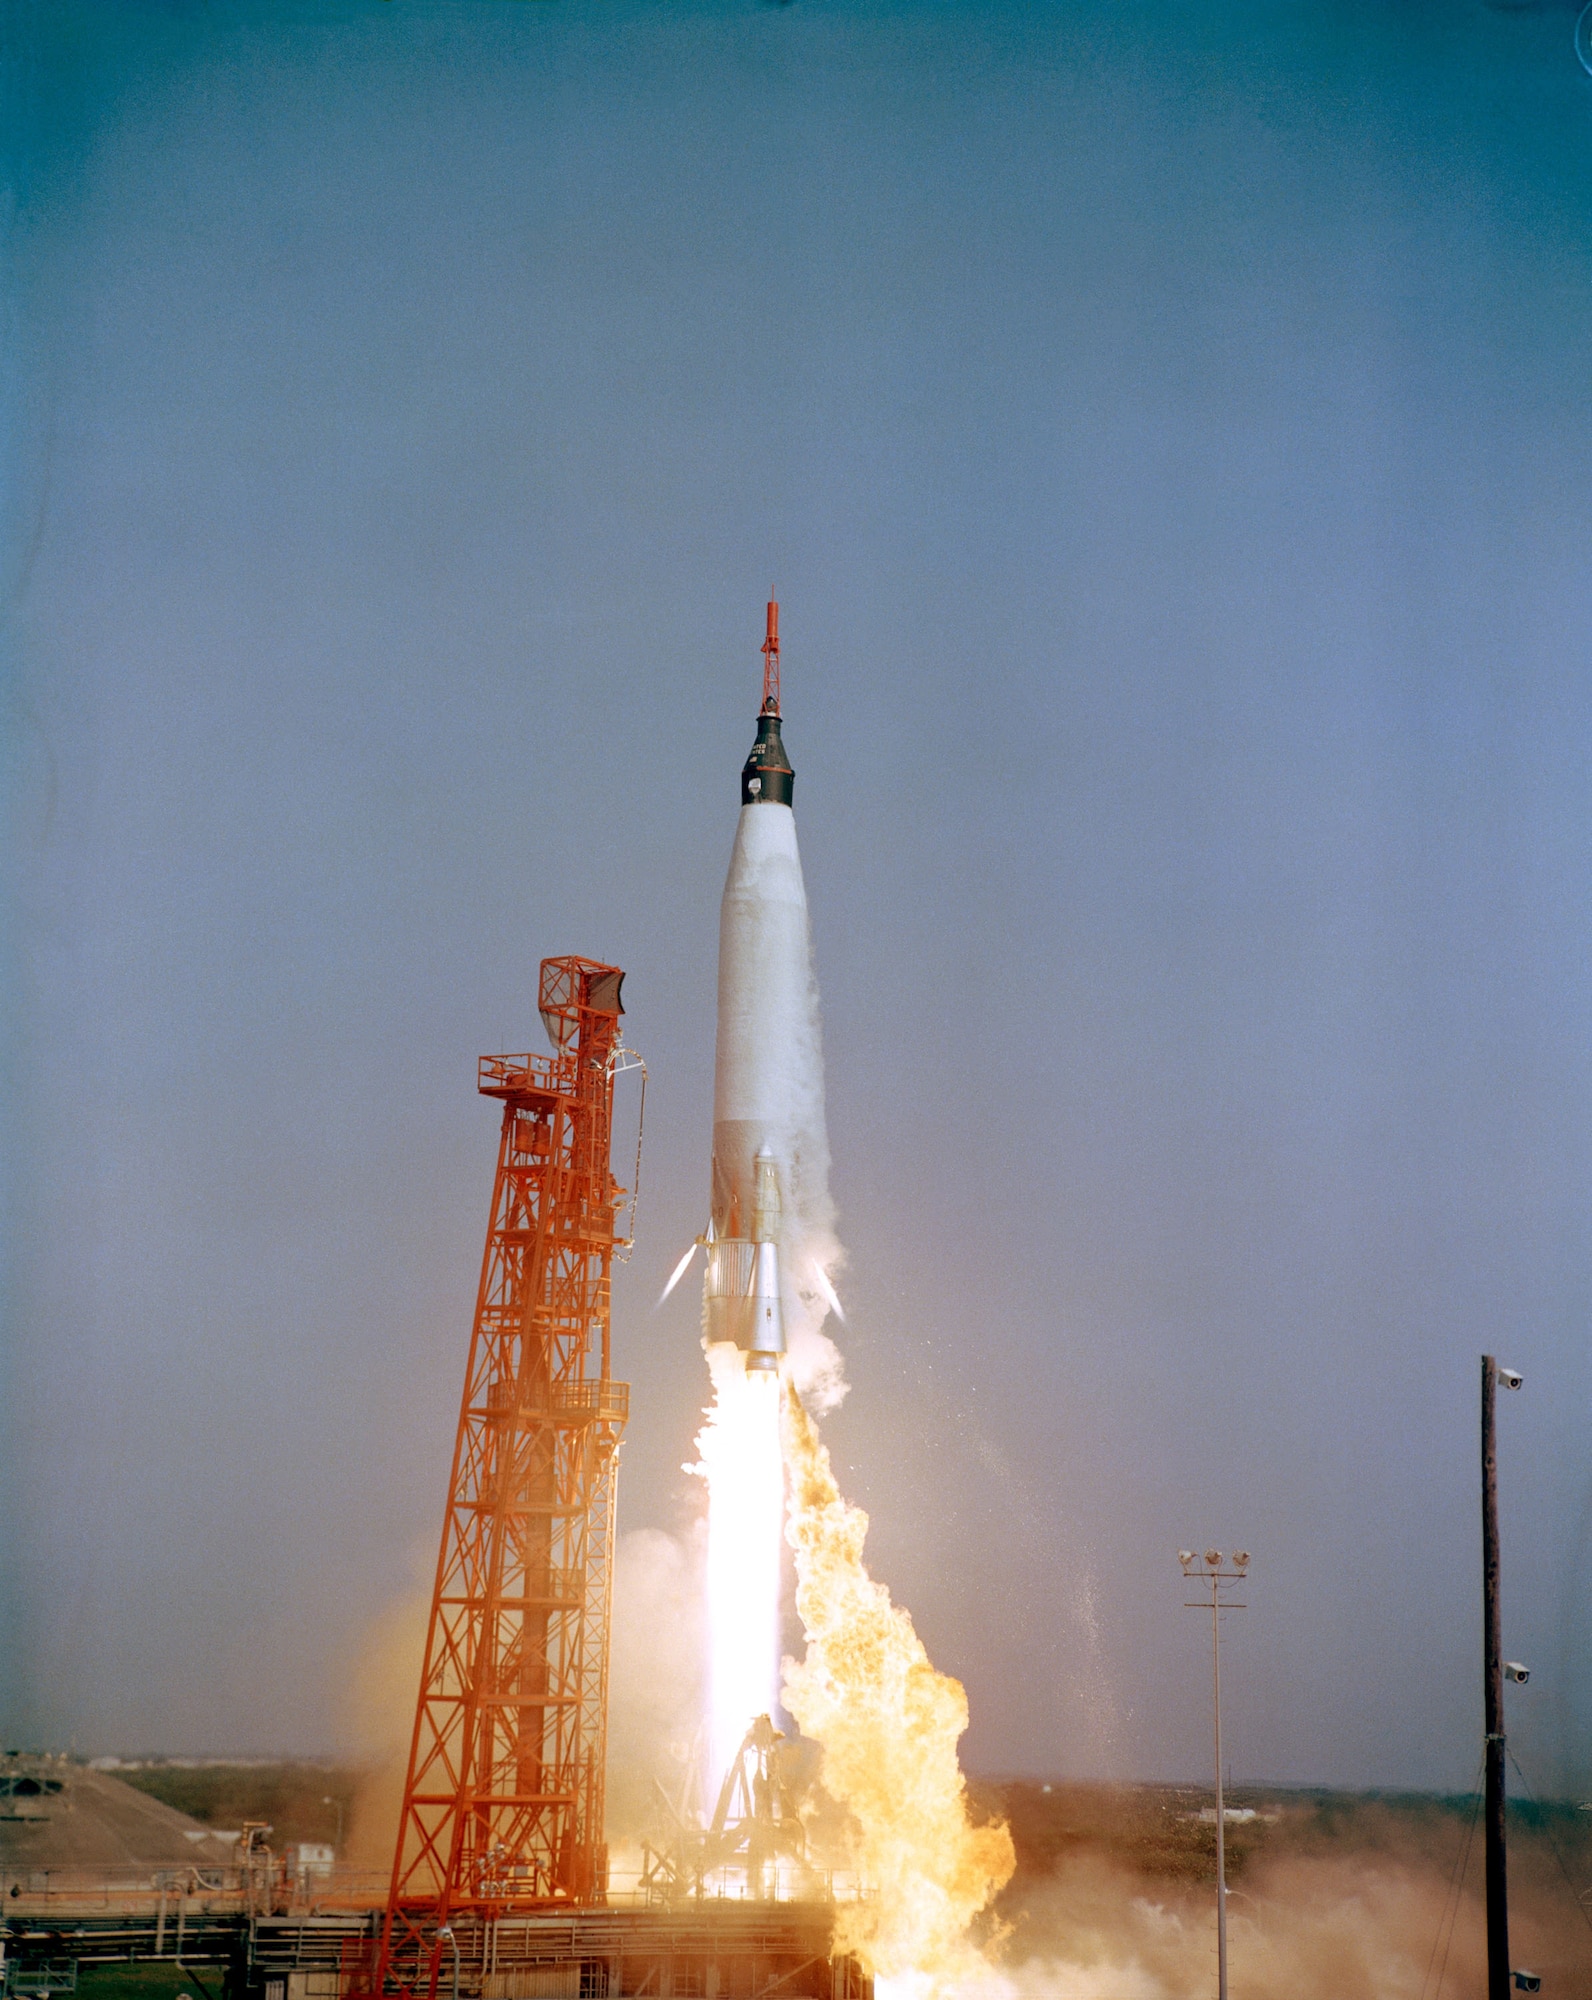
[375,956,636,1998]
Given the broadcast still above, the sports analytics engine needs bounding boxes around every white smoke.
[606,1527,707,1838]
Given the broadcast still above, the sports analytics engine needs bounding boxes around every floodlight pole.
[1181,1554,1247,2000]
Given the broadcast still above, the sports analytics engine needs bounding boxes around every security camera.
[1512,1972,1541,1993]
[1504,1662,1530,1685]
[1498,1367,1523,1391]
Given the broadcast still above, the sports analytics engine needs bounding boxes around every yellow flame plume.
[782,1387,1016,1998]
[692,1344,785,1797]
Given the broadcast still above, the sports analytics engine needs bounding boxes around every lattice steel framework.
[375,956,632,1998]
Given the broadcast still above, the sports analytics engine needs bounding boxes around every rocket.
[701,602,816,1374]
[682,601,838,1797]
[657,601,834,1374]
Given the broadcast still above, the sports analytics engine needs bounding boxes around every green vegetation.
[77,1966,223,2000]
[114,1764,359,1849]
[990,1780,1592,1891]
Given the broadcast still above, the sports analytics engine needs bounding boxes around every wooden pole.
[1482,1353,1509,2000]
[1212,1580,1228,2000]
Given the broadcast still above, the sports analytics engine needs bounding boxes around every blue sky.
[4,0,1592,1791]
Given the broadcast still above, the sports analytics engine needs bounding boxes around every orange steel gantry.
[374,956,634,1999]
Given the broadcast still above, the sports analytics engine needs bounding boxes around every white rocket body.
[704,805,822,1369]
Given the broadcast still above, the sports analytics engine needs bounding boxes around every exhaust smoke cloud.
[606,1527,706,1840]
[784,1387,1017,1995]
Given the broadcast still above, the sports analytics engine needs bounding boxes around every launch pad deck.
[1,1902,869,2000]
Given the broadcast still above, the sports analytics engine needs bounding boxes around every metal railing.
[3,1963,78,1998]
[478,1382,629,1429]
[478,1054,567,1100]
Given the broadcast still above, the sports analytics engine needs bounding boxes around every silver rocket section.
[703,602,814,1374]
[705,1146,786,1372]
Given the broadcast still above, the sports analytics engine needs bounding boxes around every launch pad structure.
[0,1902,867,2000]
[353,950,869,2000]
[373,956,635,1999]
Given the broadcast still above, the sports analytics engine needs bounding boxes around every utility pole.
[1179,1548,1249,2000]
[1482,1354,1519,2000]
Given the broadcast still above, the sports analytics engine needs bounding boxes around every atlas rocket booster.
[703,602,811,1374]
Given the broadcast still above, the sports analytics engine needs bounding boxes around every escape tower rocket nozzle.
[761,599,780,715]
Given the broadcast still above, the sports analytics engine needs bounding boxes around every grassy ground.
[988,1778,1592,1889]
[76,1966,226,2000]
[114,1764,1592,1890]
[113,1765,360,1850]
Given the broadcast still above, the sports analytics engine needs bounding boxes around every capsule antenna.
[760,600,780,716]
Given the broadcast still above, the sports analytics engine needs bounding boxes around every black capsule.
[741,711,794,806]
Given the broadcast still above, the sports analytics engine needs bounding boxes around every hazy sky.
[5,0,1592,1795]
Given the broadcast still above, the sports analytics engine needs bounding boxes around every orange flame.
[782,1388,1016,1995]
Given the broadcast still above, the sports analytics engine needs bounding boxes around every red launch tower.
[375,956,632,1998]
